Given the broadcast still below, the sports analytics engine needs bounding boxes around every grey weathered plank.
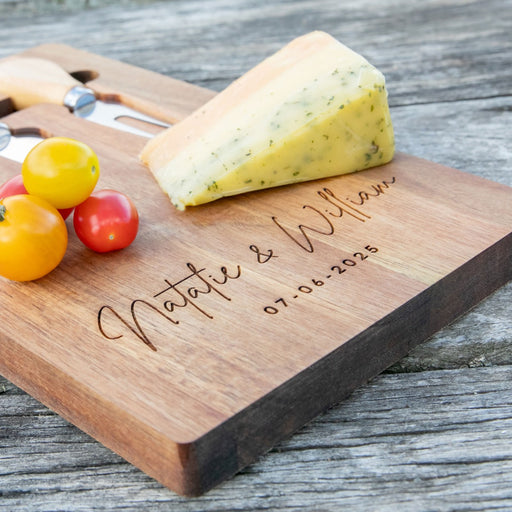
[1,0,511,103]
[2,366,512,511]
[0,0,511,509]
[388,283,512,373]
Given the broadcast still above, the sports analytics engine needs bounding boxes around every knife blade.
[0,122,43,163]
[0,56,170,138]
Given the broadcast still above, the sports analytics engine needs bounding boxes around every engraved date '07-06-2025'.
[263,244,378,315]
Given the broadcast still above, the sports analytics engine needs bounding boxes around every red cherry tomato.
[73,189,139,253]
[0,174,74,220]
[0,174,25,197]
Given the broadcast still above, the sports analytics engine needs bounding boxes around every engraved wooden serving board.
[1,44,511,497]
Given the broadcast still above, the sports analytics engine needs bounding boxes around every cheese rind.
[140,31,394,210]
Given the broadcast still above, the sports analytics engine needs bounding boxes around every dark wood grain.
[0,0,511,509]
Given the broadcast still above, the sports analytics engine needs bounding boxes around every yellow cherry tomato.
[0,194,68,282]
[22,137,100,209]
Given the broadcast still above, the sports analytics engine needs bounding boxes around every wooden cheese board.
[0,44,511,497]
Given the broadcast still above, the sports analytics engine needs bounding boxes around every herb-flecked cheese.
[140,31,395,210]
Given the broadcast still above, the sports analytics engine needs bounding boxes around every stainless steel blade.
[0,122,10,151]
[64,85,170,137]
[0,123,41,163]
[79,100,170,138]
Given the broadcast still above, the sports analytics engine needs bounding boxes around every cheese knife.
[0,122,43,163]
[0,56,170,138]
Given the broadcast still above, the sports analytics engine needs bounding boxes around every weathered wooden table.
[1,0,511,510]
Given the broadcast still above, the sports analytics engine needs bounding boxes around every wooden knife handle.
[0,56,82,110]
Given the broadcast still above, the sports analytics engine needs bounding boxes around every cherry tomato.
[0,194,68,281]
[73,189,139,253]
[0,174,74,220]
[0,174,25,197]
[22,136,100,209]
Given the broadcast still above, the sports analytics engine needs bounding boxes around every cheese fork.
[0,56,170,138]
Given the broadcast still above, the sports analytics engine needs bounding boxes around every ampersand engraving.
[249,244,278,264]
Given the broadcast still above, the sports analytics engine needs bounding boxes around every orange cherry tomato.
[0,194,68,281]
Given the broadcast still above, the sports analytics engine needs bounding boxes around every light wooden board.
[0,44,511,497]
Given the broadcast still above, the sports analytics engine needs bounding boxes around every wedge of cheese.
[140,31,394,210]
